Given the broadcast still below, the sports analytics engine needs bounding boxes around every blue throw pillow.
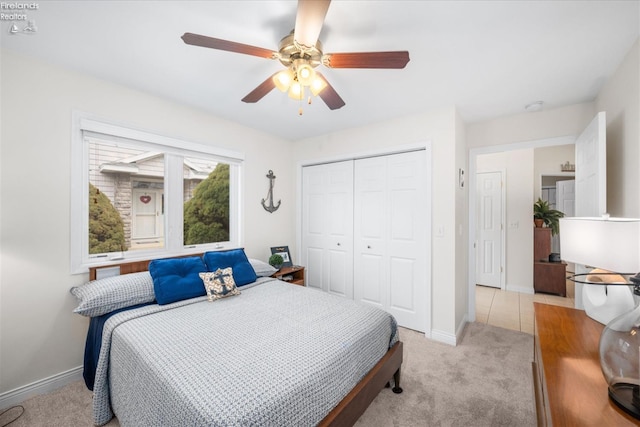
[203,249,257,286]
[149,256,207,305]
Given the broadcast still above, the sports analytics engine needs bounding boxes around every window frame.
[71,111,244,274]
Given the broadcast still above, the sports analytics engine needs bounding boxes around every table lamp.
[559,216,640,419]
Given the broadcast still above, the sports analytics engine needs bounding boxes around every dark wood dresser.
[533,303,639,426]
[533,228,566,296]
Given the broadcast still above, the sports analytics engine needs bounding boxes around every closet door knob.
[367,245,371,249]
[337,242,341,246]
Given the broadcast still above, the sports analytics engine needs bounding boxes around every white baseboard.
[455,315,469,343]
[506,284,534,294]
[430,328,458,346]
[0,366,83,410]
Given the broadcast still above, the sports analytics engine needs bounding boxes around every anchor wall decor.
[261,170,281,213]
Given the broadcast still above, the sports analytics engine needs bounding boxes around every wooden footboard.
[89,258,404,426]
[319,341,403,427]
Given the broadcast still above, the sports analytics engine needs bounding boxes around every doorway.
[468,135,576,322]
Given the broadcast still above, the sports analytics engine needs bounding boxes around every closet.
[301,150,428,332]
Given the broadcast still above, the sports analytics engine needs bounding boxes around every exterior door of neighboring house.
[476,171,503,289]
[574,111,606,309]
[132,189,164,241]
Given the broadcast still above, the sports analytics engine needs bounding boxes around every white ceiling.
[2,1,638,141]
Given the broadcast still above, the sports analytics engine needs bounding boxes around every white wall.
[292,106,465,341]
[596,38,640,217]
[0,50,295,395]
[467,102,596,149]
[454,111,468,330]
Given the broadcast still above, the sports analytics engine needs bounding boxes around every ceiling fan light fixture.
[296,62,316,86]
[273,69,294,92]
[288,81,304,100]
[310,76,327,96]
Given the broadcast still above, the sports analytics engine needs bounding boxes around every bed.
[74,252,403,426]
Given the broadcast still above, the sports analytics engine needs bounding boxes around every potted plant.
[268,253,284,270]
[533,198,565,235]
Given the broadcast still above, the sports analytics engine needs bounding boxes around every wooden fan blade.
[241,73,277,103]
[181,32,276,59]
[293,0,331,50]
[324,51,410,69]
[315,72,345,110]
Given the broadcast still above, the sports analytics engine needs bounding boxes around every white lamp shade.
[559,217,640,273]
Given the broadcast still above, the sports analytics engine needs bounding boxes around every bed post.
[392,367,403,394]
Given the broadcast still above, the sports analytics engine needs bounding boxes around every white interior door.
[354,151,428,332]
[556,180,575,217]
[301,161,354,298]
[475,172,503,289]
[554,179,575,253]
[574,111,606,309]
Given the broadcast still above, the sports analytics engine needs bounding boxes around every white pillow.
[248,258,277,277]
[70,272,155,317]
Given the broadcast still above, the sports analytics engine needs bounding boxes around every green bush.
[184,163,230,245]
[89,183,126,254]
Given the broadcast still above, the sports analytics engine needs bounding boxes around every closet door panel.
[354,151,427,332]
[354,156,387,307]
[327,248,350,298]
[386,151,427,332]
[359,254,384,307]
[305,247,324,291]
[324,161,354,299]
[302,165,329,291]
[301,161,353,296]
[389,257,416,311]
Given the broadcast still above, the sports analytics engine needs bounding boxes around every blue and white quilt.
[92,278,399,426]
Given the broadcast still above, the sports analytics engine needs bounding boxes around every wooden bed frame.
[89,257,403,426]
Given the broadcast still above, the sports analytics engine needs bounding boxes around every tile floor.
[475,280,575,334]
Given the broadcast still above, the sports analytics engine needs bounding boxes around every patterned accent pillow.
[199,268,241,301]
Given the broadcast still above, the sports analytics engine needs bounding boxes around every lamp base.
[609,383,640,419]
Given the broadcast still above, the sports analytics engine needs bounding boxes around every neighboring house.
[89,143,215,250]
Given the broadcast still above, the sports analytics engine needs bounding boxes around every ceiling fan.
[181,0,410,112]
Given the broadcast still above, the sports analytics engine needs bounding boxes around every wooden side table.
[533,303,639,426]
[271,266,305,286]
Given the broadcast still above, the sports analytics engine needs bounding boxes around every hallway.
[475,281,575,334]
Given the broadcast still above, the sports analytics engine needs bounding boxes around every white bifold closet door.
[354,151,427,332]
[301,150,427,332]
[301,160,354,298]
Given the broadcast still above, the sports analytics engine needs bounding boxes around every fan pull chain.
[299,86,304,115]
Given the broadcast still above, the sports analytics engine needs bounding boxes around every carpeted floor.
[1,322,535,426]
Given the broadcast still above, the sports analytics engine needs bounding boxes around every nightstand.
[271,266,305,286]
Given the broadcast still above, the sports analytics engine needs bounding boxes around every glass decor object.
[559,216,640,419]
[599,274,640,419]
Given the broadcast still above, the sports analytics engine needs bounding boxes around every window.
[71,113,243,274]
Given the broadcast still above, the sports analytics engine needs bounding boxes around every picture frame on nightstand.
[270,245,292,267]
